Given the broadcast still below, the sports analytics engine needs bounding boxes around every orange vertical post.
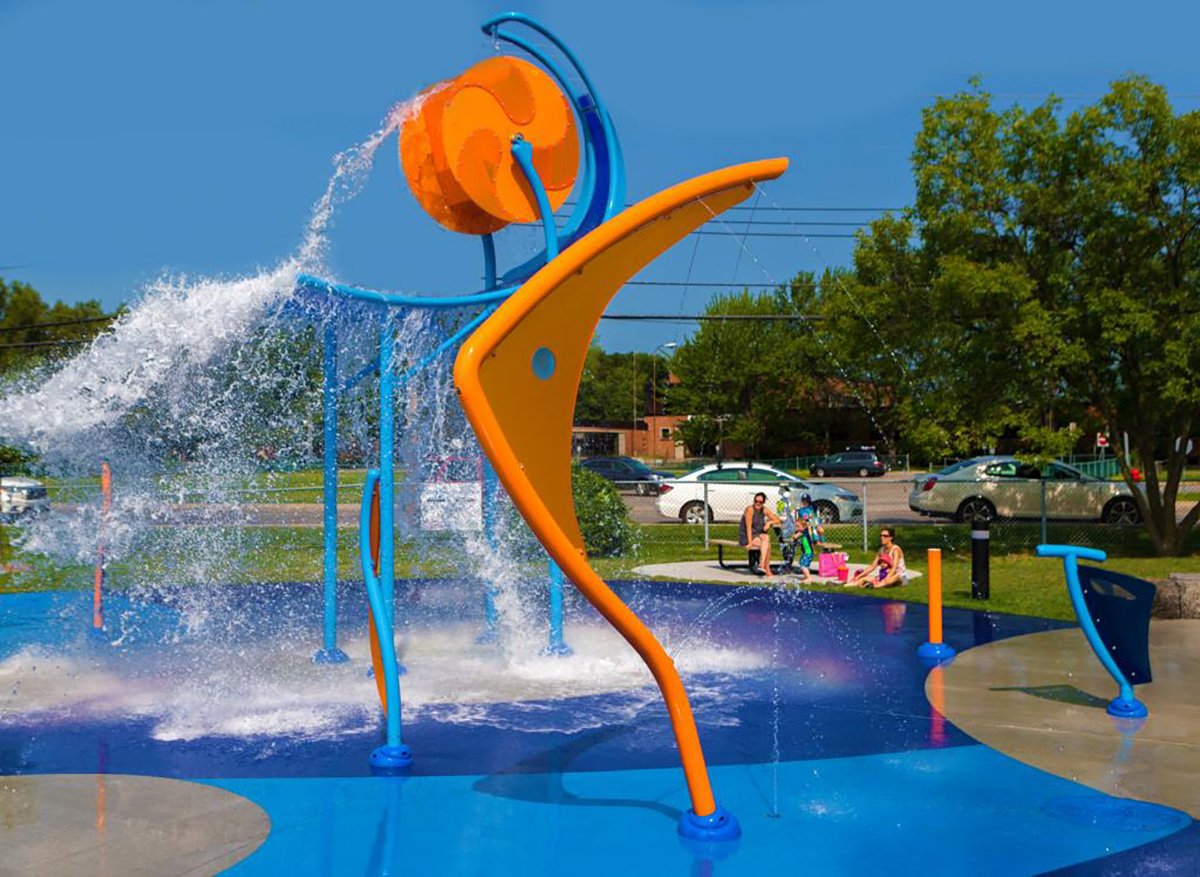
[93,462,112,630]
[928,548,942,644]
[917,547,955,660]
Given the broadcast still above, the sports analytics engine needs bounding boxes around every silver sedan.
[908,457,1142,524]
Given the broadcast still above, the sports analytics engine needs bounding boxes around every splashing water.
[0,90,777,747]
[0,94,429,459]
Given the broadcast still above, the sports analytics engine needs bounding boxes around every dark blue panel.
[1077,565,1156,685]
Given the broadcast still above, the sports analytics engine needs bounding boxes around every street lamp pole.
[652,342,677,462]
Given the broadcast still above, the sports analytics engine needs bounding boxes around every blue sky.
[3,0,1198,351]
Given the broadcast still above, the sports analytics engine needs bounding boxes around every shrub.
[572,463,634,557]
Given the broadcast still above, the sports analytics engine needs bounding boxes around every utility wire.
[601,314,824,322]
[692,231,858,239]
[0,339,92,349]
[0,313,118,333]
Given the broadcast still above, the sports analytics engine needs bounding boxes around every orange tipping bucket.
[400,56,579,234]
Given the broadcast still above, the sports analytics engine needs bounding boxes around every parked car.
[580,457,669,495]
[0,477,50,521]
[656,462,862,524]
[908,456,1143,524]
[809,450,886,478]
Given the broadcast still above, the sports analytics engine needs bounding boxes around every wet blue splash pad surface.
[1,580,1194,874]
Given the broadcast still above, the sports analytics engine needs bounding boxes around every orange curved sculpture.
[400,56,579,234]
[454,157,788,820]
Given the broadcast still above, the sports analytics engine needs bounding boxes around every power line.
[0,338,92,349]
[627,280,781,288]
[564,202,905,212]
[600,314,824,322]
[0,313,118,333]
[703,220,869,227]
[692,231,858,239]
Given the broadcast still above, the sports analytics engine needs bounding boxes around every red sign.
[1096,433,1109,448]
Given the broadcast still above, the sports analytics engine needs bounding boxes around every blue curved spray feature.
[361,469,413,772]
[295,274,517,310]
[511,136,560,261]
[1036,544,1150,718]
[483,12,625,284]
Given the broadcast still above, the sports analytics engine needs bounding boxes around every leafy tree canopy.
[819,76,1199,554]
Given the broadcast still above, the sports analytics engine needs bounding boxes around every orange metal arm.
[454,157,787,817]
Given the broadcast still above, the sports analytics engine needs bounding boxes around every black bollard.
[971,516,990,600]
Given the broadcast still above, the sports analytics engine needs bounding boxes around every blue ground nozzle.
[370,743,413,774]
[1106,696,1148,719]
[678,804,741,841]
[312,647,350,665]
[541,641,574,657]
[367,661,407,677]
[917,641,956,663]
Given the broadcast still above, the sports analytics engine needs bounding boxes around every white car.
[0,477,50,520]
[908,456,1142,524]
[656,462,862,524]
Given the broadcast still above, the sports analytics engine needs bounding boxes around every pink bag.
[818,553,839,578]
[836,567,849,583]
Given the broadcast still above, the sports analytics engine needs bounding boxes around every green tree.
[670,286,819,457]
[834,76,1199,554]
[575,343,669,425]
[0,277,113,374]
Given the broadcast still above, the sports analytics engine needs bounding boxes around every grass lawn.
[4,519,1199,623]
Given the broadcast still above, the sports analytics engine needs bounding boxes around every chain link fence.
[608,472,1170,560]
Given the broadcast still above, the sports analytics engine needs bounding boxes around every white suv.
[656,462,862,524]
[0,477,50,520]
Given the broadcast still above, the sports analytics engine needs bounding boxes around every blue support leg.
[361,470,412,773]
[477,458,501,644]
[314,322,349,665]
[542,557,572,656]
[370,313,406,678]
[380,314,395,623]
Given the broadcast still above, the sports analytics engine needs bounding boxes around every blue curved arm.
[361,469,403,748]
[297,274,516,310]
[511,137,559,260]
[1036,544,1107,563]
[481,12,625,270]
[1037,543,1137,707]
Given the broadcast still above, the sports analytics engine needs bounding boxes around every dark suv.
[809,450,886,478]
[579,457,667,495]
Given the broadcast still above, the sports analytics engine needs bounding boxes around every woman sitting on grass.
[846,527,907,589]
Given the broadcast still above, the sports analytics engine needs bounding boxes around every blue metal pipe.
[543,558,572,656]
[478,459,501,644]
[482,234,497,291]
[295,274,515,310]
[360,470,404,751]
[313,322,349,664]
[511,137,559,261]
[379,314,395,622]
[397,305,497,387]
[341,356,381,392]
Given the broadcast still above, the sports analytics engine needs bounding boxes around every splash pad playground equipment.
[285,12,785,838]
[10,15,1198,874]
[1036,545,1157,718]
